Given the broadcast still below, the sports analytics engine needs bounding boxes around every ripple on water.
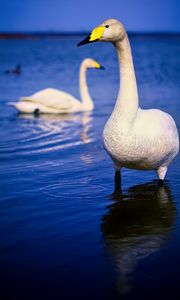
[0,112,94,158]
[40,178,109,200]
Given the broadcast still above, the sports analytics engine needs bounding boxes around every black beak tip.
[100,66,105,70]
[77,41,83,47]
[77,35,90,47]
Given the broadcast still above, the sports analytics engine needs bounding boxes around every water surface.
[0,34,180,299]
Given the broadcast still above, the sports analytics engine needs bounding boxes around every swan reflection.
[18,112,93,154]
[101,182,176,295]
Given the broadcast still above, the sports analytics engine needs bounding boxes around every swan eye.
[105,25,109,28]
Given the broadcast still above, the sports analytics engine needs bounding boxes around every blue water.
[0,35,180,299]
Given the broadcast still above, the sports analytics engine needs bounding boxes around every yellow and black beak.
[93,61,105,70]
[77,26,105,47]
[77,34,94,46]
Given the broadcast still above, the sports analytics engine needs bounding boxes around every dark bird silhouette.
[5,64,21,75]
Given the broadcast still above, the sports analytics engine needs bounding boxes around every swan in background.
[9,58,104,114]
[78,19,179,184]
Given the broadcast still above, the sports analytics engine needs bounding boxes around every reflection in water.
[16,112,93,154]
[101,182,176,296]
[80,113,92,144]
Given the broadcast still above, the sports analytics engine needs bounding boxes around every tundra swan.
[78,19,179,184]
[9,58,104,114]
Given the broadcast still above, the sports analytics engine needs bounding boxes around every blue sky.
[0,0,180,32]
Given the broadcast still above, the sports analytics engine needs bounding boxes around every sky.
[0,0,180,32]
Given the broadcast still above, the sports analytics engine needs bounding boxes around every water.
[0,34,180,299]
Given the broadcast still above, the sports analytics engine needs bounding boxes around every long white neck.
[112,34,139,122]
[79,63,94,110]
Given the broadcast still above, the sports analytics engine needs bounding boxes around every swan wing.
[136,109,179,139]
[8,101,65,114]
[135,108,179,156]
[20,88,81,111]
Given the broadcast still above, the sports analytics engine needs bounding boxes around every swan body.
[78,19,179,181]
[12,88,82,114]
[104,108,178,173]
[9,58,103,114]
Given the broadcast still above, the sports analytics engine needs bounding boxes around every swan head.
[77,19,126,46]
[82,58,105,69]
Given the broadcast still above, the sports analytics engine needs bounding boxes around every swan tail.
[7,101,39,113]
[8,102,18,107]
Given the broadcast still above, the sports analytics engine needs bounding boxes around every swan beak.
[77,26,105,46]
[94,62,105,70]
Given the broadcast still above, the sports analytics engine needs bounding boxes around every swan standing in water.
[78,19,179,184]
[9,58,104,114]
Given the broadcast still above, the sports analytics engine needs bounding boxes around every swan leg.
[158,180,164,187]
[114,169,121,188]
[33,108,40,116]
[156,166,167,186]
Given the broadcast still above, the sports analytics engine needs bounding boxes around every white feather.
[90,19,179,180]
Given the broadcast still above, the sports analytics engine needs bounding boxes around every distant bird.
[78,19,179,185]
[9,58,104,114]
[5,64,21,75]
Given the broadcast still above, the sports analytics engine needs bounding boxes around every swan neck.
[79,63,94,110]
[113,34,139,121]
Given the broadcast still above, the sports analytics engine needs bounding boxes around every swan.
[78,19,179,184]
[9,58,104,114]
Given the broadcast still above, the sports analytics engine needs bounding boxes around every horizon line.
[1,30,180,34]
[0,31,180,40]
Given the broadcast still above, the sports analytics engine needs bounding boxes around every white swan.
[9,58,104,114]
[78,19,179,183]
